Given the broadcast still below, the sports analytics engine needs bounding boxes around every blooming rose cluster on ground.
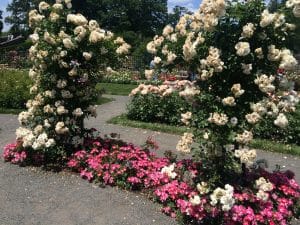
[3,135,300,225]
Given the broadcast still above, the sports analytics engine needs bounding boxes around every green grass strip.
[96,83,137,96]
[250,139,300,156]
[108,114,300,156]
[96,97,114,105]
[0,108,23,114]
[0,97,114,115]
[107,114,189,135]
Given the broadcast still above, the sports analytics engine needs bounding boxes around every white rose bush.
[3,0,300,224]
[5,0,130,162]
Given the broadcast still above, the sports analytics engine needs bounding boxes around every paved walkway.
[0,95,299,225]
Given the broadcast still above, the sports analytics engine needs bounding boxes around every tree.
[4,0,168,48]
[167,5,192,26]
[79,0,168,38]
[5,0,39,35]
[0,10,3,34]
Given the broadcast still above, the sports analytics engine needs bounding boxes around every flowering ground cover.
[3,0,300,224]
[3,134,300,225]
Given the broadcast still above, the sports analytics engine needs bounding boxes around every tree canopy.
[167,5,192,26]
[0,10,3,34]
[4,0,168,39]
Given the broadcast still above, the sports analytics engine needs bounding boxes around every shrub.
[0,69,32,109]
[127,92,191,125]
[255,105,300,145]
[102,70,137,84]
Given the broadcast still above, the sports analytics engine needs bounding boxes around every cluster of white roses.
[210,184,235,211]
[181,112,192,125]
[130,80,200,98]
[144,0,299,167]
[176,132,194,154]
[17,0,128,152]
[208,112,228,126]
[255,177,274,201]
[234,148,257,166]
[286,0,300,17]
[145,0,226,80]
[199,47,224,80]
[161,163,177,179]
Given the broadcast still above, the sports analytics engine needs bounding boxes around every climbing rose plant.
[3,0,300,224]
[16,0,130,159]
[147,0,300,178]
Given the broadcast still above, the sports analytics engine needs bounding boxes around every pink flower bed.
[3,136,300,225]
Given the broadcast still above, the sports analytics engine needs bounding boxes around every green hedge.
[127,93,192,125]
[254,105,300,145]
[0,69,32,109]
[127,92,300,145]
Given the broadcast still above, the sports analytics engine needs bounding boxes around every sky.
[0,0,201,32]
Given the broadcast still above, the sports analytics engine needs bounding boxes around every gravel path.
[0,95,299,225]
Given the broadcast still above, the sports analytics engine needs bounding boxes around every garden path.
[0,95,299,225]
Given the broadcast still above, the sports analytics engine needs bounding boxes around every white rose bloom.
[53,3,63,11]
[57,106,68,115]
[162,25,174,37]
[256,190,269,201]
[181,112,192,125]
[73,108,84,117]
[208,113,228,126]
[190,195,201,206]
[293,4,300,17]
[114,37,125,45]
[153,56,162,65]
[55,122,69,134]
[68,68,78,76]
[241,23,255,38]
[44,119,51,128]
[235,130,253,144]
[67,14,88,26]
[57,79,67,89]
[74,26,87,42]
[39,1,50,12]
[145,69,154,80]
[34,125,43,135]
[89,31,105,43]
[222,97,236,106]
[260,10,275,27]
[167,52,177,64]
[161,163,177,179]
[235,42,251,56]
[245,112,261,124]
[45,139,56,148]
[83,52,92,61]
[116,43,131,55]
[87,105,97,117]
[29,33,39,43]
[241,63,252,75]
[274,113,288,128]
[146,41,157,54]
[63,38,75,49]
[66,3,72,9]
[176,133,194,153]
[88,20,99,31]
[50,12,60,22]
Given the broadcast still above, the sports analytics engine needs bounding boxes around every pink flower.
[80,169,93,181]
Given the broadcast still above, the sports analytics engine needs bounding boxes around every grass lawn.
[96,96,115,105]
[0,108,23,114]
[108,114,190,135]
[96,83,137,96]
[0,97,114,115]
[108,114,300,156]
